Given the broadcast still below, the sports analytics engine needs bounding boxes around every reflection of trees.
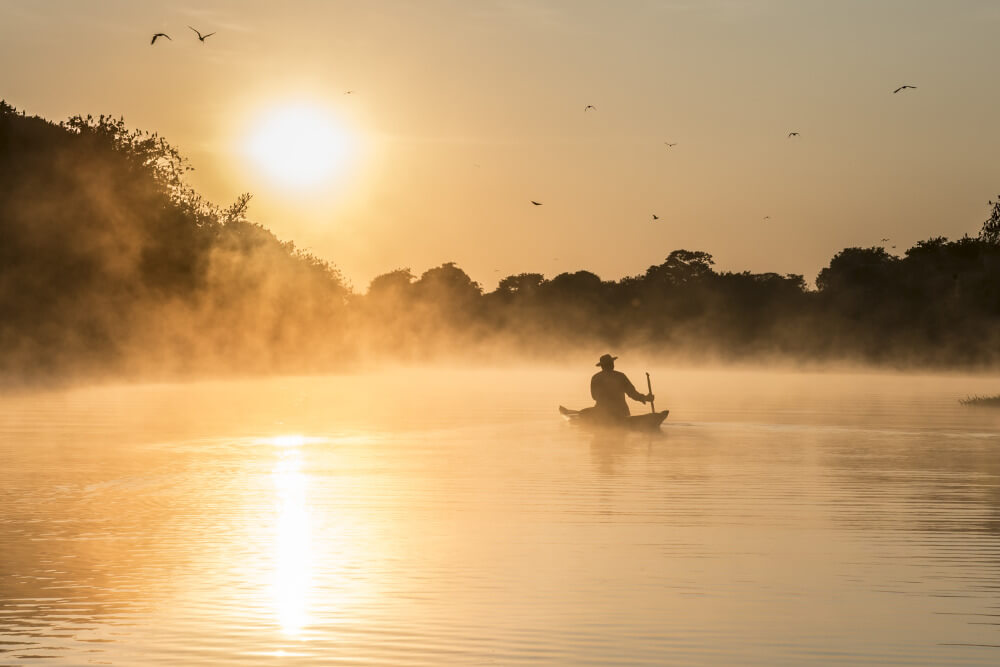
[821,430,1000,537]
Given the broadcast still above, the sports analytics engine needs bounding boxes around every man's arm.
[622,375,648,402]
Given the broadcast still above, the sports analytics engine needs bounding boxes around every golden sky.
[2,0,999,289]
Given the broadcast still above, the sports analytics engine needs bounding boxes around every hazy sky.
[2,0,999,289]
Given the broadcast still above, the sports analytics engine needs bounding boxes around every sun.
[247,106,353,188]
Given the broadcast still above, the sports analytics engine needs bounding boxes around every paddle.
[645,372,655,413]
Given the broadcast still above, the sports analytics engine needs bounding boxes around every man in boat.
[590,354,654,421]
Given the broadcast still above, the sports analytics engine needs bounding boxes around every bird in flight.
[788,132,800,138]
[531,200,543,206]
[150,33,171,45]
[344,90,354,95]
[652,214,659,220]
[880,238,890,242]
[187,26,215,42]
[664,142,677,148]
[893,85,917,94]
[763,216,771,221]
[584,105,596,112]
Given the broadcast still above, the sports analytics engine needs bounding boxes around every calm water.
[2,367,1000,665]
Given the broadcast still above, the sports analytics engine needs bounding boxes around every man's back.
[591,369,644,419]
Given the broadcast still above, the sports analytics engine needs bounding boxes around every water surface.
[2,367,1000,665]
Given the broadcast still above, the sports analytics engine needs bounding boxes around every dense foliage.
[0,102,348,381]
[2,102,999,381]
[362,238,1000,366]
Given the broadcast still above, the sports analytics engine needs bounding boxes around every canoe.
[559,405,669,431]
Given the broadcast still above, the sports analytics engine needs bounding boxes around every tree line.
[0,102,348,381]
[2,102,999,382]
[358,237,1000,366]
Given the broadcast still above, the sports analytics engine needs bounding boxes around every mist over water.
[2,367,1000,665]
[2,50,1000,667]
[4,104,1000,389]
[5,3,1000,664]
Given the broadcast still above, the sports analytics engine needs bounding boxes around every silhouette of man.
[591,354,654,421]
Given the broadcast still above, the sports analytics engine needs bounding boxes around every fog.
[3,366,999,664]
[2,102,1000,390]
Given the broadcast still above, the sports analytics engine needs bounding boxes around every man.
[591,354,654,421]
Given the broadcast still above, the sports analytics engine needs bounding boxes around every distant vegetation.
[959,395,1000,407]
[0,102,348,382]
[360,242,1000,367]
[2,102,1000,383]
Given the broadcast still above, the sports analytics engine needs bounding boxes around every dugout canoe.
[558,405,669,431]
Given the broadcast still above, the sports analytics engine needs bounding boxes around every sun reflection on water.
[270,440,313,636]
[271,434,307,448]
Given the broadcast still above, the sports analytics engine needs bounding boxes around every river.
[2,367,999,665]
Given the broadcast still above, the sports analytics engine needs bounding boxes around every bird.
[880,238,890,242]
[893,85,916,94]
[584,105,596,112]
[187,26,215,42]
[763,216,771,221]
[664,142,677,148]
[531,200,543,206]
[788,132,800,138]
[652,214,659,220]
[344,90,354,95]
[150,33,171,45]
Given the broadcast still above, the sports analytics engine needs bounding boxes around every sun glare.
[247,106,353,188]
[272,449,313,636]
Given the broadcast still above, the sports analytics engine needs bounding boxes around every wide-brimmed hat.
[596,354,618,367]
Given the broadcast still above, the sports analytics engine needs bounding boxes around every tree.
[368,268,415,297]
[495,273,546,298]
[816,247,897,293]
[414,262,482,307]
[981,196,1000,245]
[645,250,715,286]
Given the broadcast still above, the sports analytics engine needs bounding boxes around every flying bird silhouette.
[531,200,543,206]
[664,142,677,148]
[880,238,890,242]
[652,214,659,220]
[584,105,596,112]
[344,90,354,95]
[187,26,215,42]
[150,33,171,45]
[893,85,917,94]
[788,132,800,138]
